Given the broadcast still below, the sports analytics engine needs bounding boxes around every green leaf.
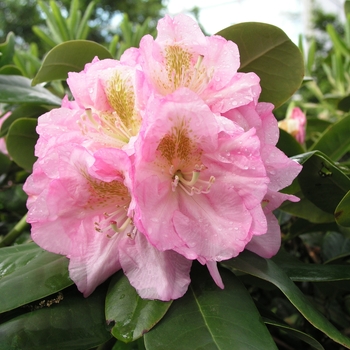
[338,95,350,112]
[49,0,70,42]
[335,190,350,227]
[327,24,350,57]
[32,40,112,85]
[76,2,95,39]
[0,286,111,350]
[0,184,27,213]
[37,0,63,44]
[106,273,172,343]
[272,249,350,282]
[113,339,146,350]
[6,118,38,171]
[307,39,317,76]
[222,250,350,348]
[32,26,58,48]
[264,317,324,350]
[294,151,350,214]
[309,115,350,161]
[0,242,73,314]
[276,128,304,157]
[288,218,339,239]
[144,265,277,350]
[0,65,23,75]
[0,105,47,138]
[346,1,350,16]
[67,0,80,37]
[0,152,11,175]
[280,195,335,223]
[217,22,304,108]
[0,32,15,67]
[321,231,350,263]
[0,75,61,105]
[306,118,332,142]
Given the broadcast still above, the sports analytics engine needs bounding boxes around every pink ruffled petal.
[206,261,224,289]
[68,223,122,296]
[119,231,192,301]
[245,213,281,258]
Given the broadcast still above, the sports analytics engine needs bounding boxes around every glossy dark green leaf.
[288,218,339,239]
[0,75,61,105]
[0,105,48,137]
[6,118,38,171]
[105,273,172,343]
[0,242,73,313]
[0,65,22,75]
[32,40,113,85]
[335,190,350,227]
[264,318,324,350]
[276,128,304,157]
[0,287,111,350]
[338,95,350,112]
[321,231,350,263]
[0,152,11,175]
[294,151,350,214]
[309,115,350,161]
[0,184,27,213]
[306,118,332,142]
[280,195,335,223]
[272,249,350,282]
[217,22,304,108]
[0,32,15,67]
[112,338,145,350]
[144,266,277,350]
[222,250,350,348]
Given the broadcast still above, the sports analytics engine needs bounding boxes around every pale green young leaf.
[49,0,70,41]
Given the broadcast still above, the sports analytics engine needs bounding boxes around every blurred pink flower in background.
[278,107,306,143]
[0,111,11,155]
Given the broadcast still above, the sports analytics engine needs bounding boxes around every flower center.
[83,172,135,238]
[170,164,215,196]
[107,72,140,137]
[78,71,140,148]
[156,125,215,195]
[158,45,211,95]
[78,108,131,148]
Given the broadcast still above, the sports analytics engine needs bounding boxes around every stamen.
[177,170,200,187]
[171,166,215,195]
[172,175,180,192]
[126,225,137,239]
[85,108,99,128]
[261,199,269,209]
[110,217,132,233]
[194,55,204,70]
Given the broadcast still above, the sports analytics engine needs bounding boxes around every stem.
[0,213,29,247]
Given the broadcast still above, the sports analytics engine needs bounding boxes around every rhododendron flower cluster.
[24,14,302,301]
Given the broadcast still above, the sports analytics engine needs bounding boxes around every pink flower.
[24,140,191,300]
[0,111,11,155]
[224,102,302,258]
[137,14,261,114]
[67,56,145,152]
[24,13,302,300]
[133,89,290,286]
[278,107,306,143]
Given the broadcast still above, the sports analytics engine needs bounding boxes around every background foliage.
[1,1,350,349]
